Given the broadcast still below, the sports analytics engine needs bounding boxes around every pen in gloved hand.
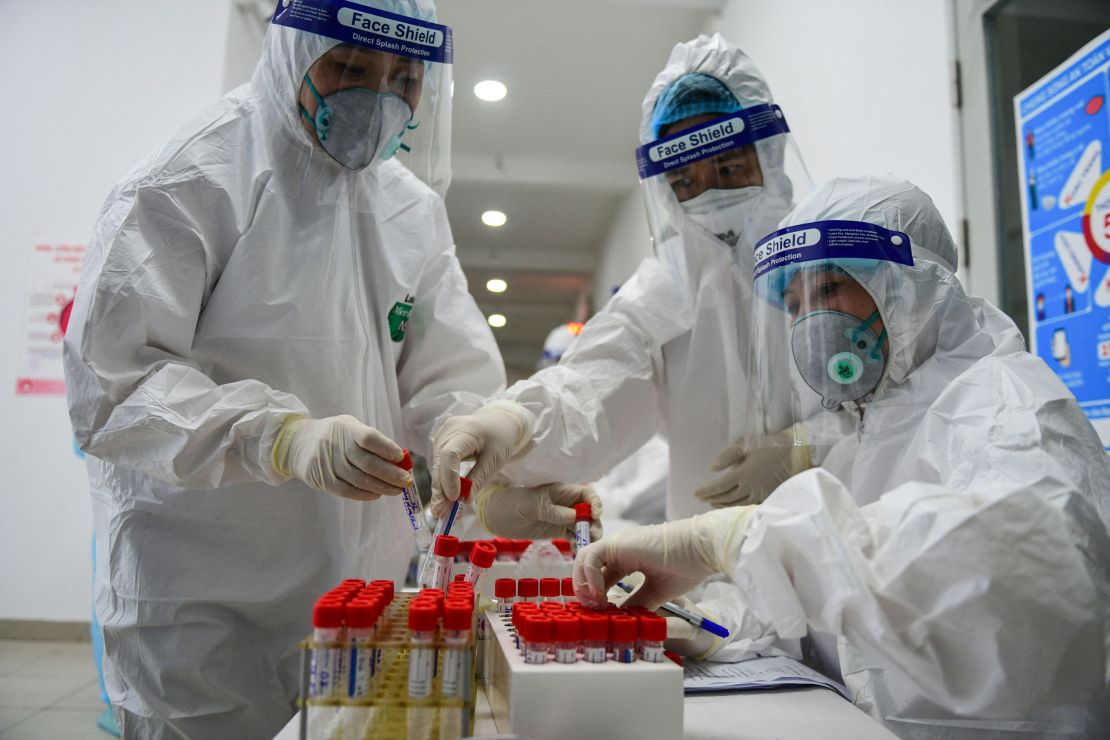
[616,581,730,639]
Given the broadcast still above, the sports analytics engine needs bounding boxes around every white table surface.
[275,684,896,739]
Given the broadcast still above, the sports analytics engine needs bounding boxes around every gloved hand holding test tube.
[396,450,431,552]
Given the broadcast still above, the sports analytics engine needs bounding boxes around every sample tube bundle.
[300,579,479,740]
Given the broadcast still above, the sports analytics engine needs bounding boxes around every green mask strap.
[298,74,332,141]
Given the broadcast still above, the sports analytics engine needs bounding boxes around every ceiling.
[436,0,717,379]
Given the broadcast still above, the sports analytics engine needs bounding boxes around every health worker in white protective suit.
[63,1,505,737]
[430,34,828,533]
[576,176,1110,740]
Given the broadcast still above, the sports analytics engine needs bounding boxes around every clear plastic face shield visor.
[273,0,453,194]
[746,220,914,445]
[635,104,813,259]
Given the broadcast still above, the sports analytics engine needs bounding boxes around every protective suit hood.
[639,33,773,145]
[779,175,1025,397]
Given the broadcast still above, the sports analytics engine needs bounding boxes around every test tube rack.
[298,594,477,740]
[483,609,683,740]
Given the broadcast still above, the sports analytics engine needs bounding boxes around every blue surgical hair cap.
[650,73,742,139]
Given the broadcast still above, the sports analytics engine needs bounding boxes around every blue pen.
[615,581,730,639]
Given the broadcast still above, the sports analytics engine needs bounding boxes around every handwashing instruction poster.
[1015,28,1110,449]
[15,243,85,396]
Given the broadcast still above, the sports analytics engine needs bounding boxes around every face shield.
[635,103,812,259]
[747,220,914,446]
[273,0,452,192]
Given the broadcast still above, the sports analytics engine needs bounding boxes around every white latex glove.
[573,507,757,610]
[695,430,813,508]
[272,415,410,501]
[661,596,727,659]
[472,478,603,541]
[431,401,535,505]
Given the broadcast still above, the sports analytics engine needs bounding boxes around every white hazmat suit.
[491,35,806,520]
[739,176,1110,738]
[63,2,503,736]
[579,175,1110,739]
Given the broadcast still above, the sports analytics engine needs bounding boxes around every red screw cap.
[443,600,473,632]
[459,477,474,501]
[574,503,592,522]
[552,615,580,642]
[397,450,413,471]
[580,613,609,641]
[434,535,460,558]
[494,578,516,598]
[470,541,497,569]
[610,615,637,642]
[312,600,344,629]
[561,577,574,597]
[408,601,438,632]
[639,614,667,642]
[518,578,539,598]
[540,578,560,597]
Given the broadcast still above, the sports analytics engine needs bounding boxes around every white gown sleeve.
[733,462,1108,717]
[64,181,308,489]
[498,256,693,486]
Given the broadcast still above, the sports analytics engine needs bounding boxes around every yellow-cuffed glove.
[272,415,411,500]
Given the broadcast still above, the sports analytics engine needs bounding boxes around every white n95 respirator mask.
[681,187,764,248]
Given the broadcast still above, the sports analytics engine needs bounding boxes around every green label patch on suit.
[389,295,415,342]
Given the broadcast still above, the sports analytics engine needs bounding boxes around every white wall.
[0,0,233,622]
[592,191,655,308]
[712,0,962,245]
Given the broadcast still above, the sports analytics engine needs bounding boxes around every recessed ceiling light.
[486,278,507,293]
[482,210,507,227]
[488,313,507,328]
[474,80,507,102]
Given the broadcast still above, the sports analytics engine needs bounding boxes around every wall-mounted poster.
[16,243,85,396]
[1015,29,1110,450]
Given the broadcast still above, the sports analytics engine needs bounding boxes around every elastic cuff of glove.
[271,415,308,479]
[692,604,728,661]
[474,480,512,533]
[482,400,536,456]
[691,506,759,575]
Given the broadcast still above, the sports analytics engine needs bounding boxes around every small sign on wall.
[16,243,85,396]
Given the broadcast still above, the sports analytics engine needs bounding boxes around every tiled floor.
[0,640,109,739]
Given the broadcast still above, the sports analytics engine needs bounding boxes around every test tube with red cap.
[429,535,459,591]
[419,477,472,587]
[539,578,561,604]
[553,615,580,664]
[407,601,438,698]
[521,614,552,664]
[396,450,432,552]
[310,599,344,699]
[345,598,380,699]
[611,615,637,663]
[561,578,574,603]
[440,600,473,698]
[464,541,497,589]
[494,578,516,615]
[574,503,593,550]
[638,614,667,663]
[517,578,539,604]
[580,613,608,663]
